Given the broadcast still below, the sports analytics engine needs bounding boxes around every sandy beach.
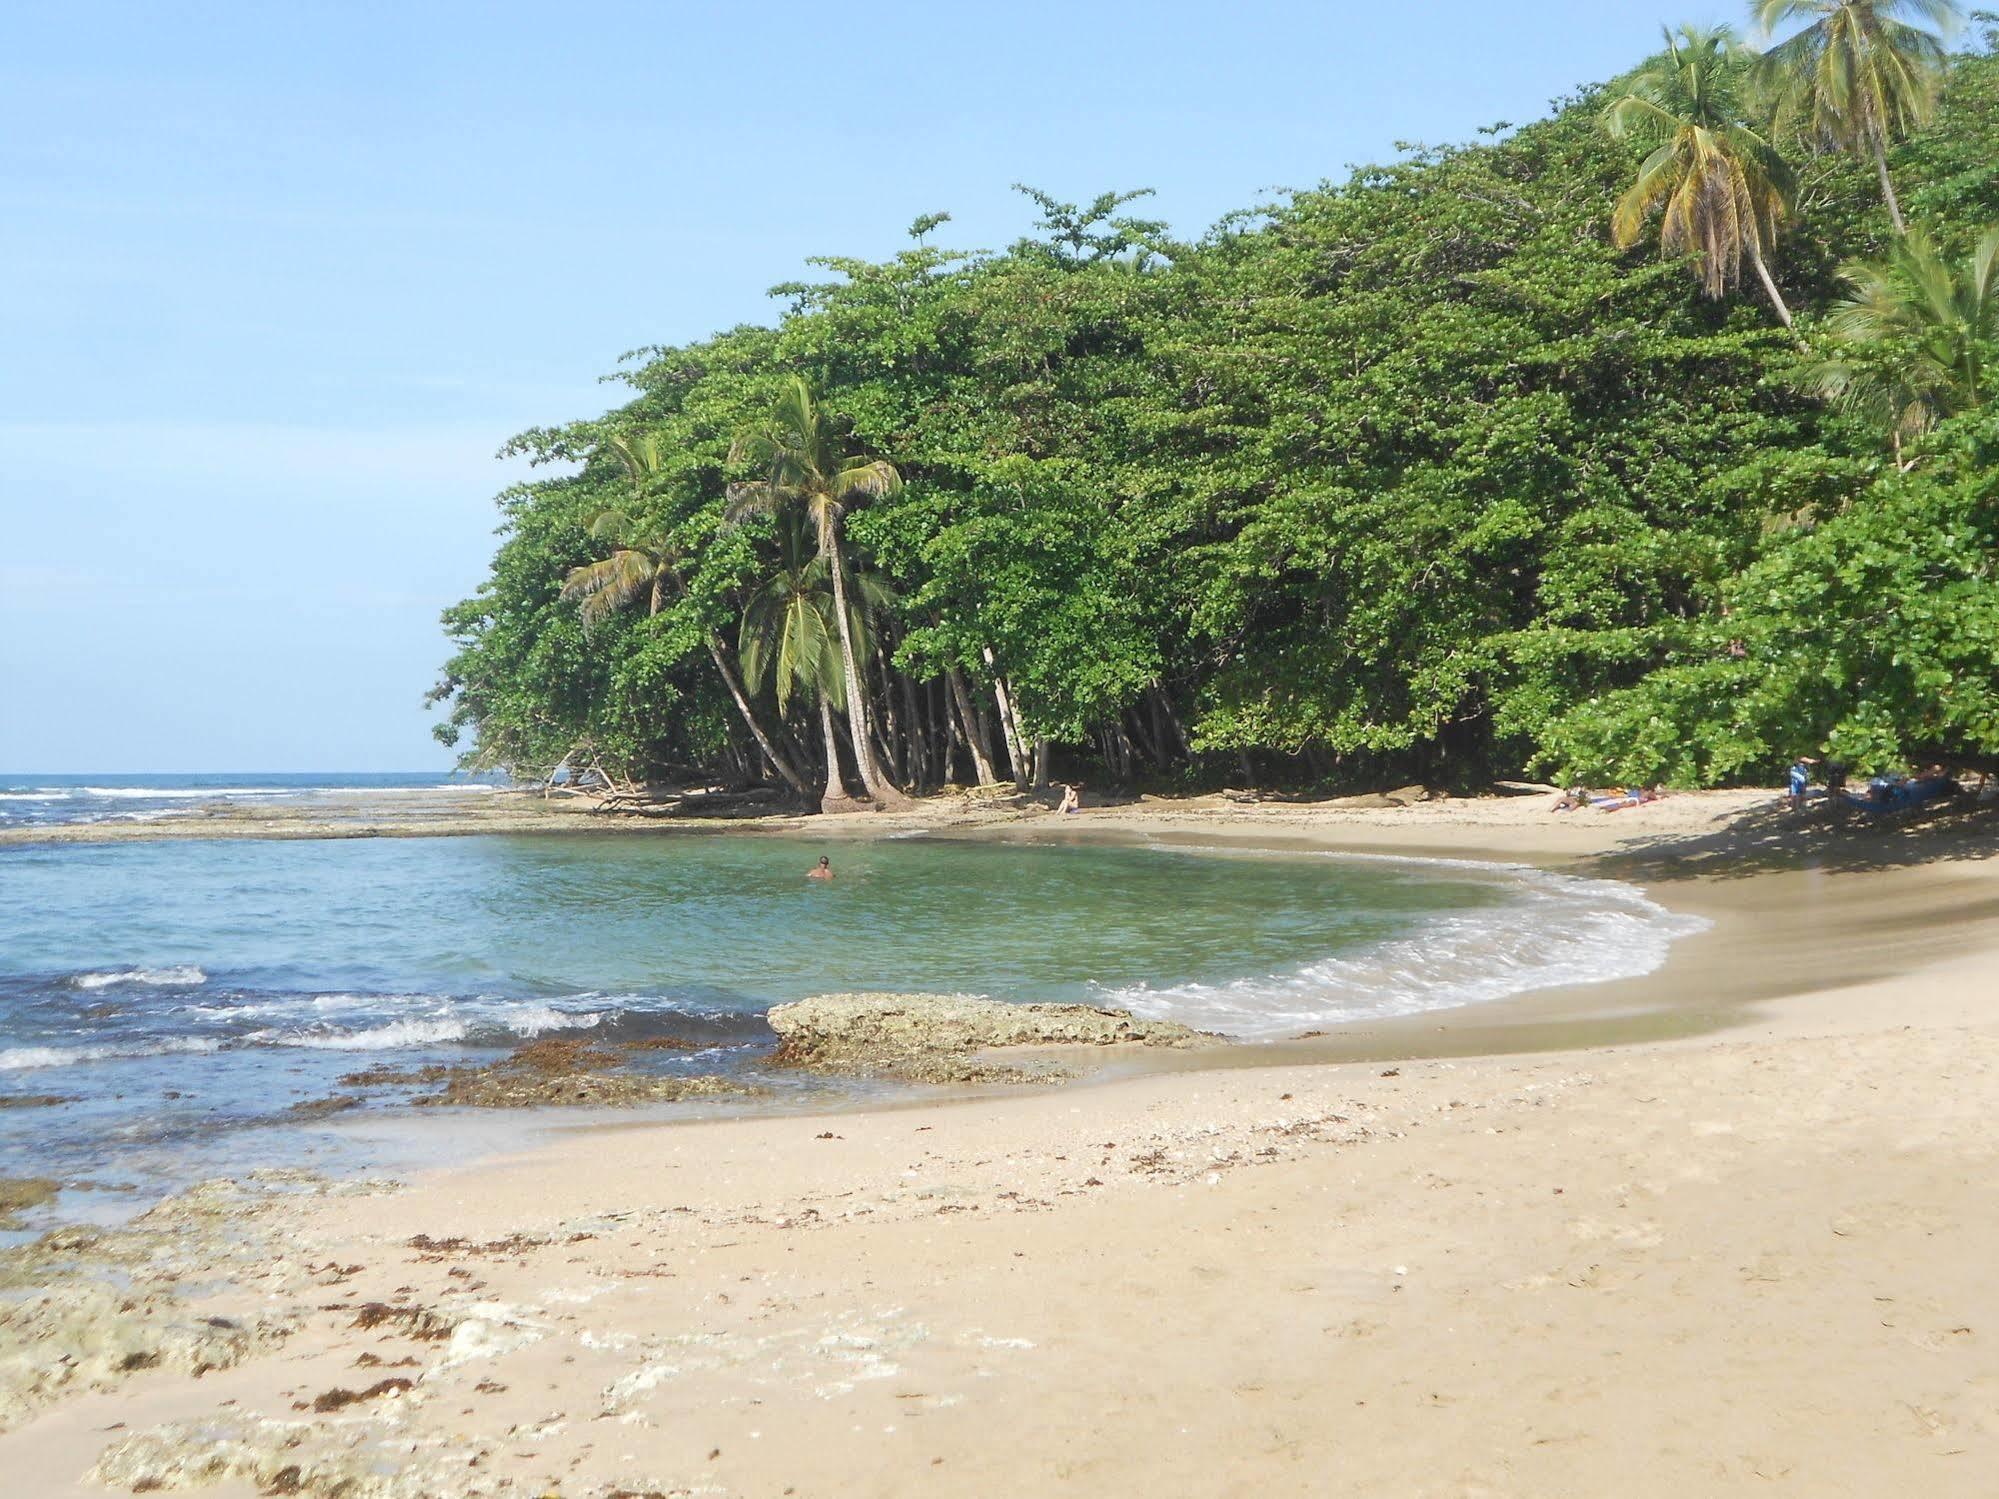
[5,792,1998,1496]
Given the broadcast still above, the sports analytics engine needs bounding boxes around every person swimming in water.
[806,855,833,881]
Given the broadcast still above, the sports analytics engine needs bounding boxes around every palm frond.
[561,551,658,626]
[830,458,903,501]
[586,509,635,544]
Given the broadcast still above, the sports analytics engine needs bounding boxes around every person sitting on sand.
[1058,783,1081,815]
[1550,784,1590,813]
[806,855,833,881]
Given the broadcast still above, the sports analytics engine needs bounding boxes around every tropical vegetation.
[431,6,1999,801]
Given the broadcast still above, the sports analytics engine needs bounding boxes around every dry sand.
[4,792,1998,1496]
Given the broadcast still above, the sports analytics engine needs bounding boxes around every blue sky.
[0,0,1676,771]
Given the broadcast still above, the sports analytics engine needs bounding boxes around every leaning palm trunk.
[1746,241,1796,329]
[818,696,860,814]
[1871,131,1908,235]
[704,634,810,799]
[826,541,910,808]
[658,558,808,800]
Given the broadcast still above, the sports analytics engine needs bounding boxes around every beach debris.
[766,992,1213,1084]
[341,1301,459,1341]
[305,1376,413,1413]
[407,1232,555,1259]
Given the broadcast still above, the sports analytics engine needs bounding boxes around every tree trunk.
[899,669,926,789]
[1032,736,1051,789]
[825,533,911,808]
[947,667,998,785]
[1747,242,1796,331]
[876,653,905,785]
[818,696,860,815]
[704,636,811,799]
[1872,131,1907,236]
[1149,683,1190,760]
[1125,707,1162,771]
[942,681,965,783]
[984,650,1030,792]
[654,563,810,800]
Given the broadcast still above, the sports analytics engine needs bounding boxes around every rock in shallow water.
[767,992,1214,1083]
[0,1176,58,1228]
[404,1039,765,1108]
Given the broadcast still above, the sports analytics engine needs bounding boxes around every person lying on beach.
[1058,783,1081,815]
[1600,784,1664,811]
[806,856,833,881]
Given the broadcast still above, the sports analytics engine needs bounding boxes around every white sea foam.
[0,1037,221,1071]
[77,786,295,799]
[243,1001,604,1052]
[0,791,68,801]
[306,785,499,796]
[1097,853,1707,1040]
[251,1017,472,1050]
[70,965,208,991]
[496,1004,604,1036]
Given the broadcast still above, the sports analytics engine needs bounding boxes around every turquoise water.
[0,828,1698,1217]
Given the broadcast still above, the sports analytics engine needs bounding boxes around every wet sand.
[5,792,1998,1495]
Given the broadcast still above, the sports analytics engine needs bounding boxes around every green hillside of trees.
[431,6,1999,805]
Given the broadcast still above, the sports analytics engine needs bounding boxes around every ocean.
[0,770,506,829]
[0,775,1702,1230]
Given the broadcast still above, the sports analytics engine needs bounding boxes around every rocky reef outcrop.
[766,992,1213,1083]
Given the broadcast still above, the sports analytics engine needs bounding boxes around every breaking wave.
[1098,855,1707,1040]
[69,966,209,990]
[0,1037,222,1071]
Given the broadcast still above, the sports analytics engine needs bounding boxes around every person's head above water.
[806,854,833,880]
[818,856,830,867]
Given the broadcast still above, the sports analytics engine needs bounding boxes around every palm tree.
[561,433,811,799]
[1806,225,1998,459]
[725,378,912,808]
[1751,0,1962,235]
[738,522,892,813]
[1605,23,1801,327]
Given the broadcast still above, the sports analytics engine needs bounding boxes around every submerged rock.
[767,992,1213,1083]
[288,1092,364,1118]
[0,1176,58,1227]
[408,1039,763,1109]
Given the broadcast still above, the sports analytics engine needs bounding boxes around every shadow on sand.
[1584,796,1999,883]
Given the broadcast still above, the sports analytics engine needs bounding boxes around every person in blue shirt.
[1787,756,1817,812]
